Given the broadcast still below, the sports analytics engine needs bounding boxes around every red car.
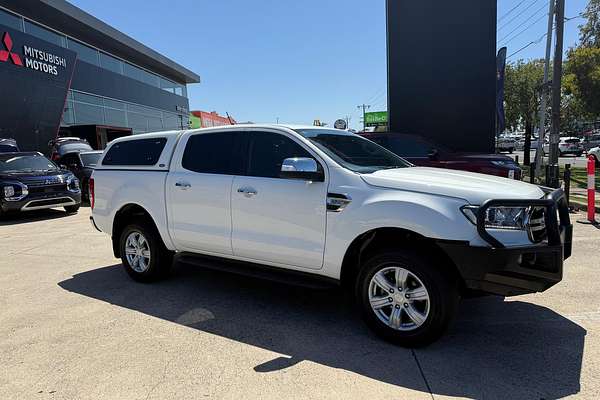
[361,132,522,180]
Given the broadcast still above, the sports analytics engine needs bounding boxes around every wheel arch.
[111,203,165,258]
[339,227,463,293]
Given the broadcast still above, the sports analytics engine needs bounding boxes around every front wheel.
[119,222,173,282]
[357,251,459,347]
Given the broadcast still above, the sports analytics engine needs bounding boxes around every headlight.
[2,182,28,201]
[66,175,80,192]
[461,205,529,230]
[4,185,15,198]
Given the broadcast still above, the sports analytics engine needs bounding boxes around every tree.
[579,0,600,49]
[564,46,600,119]
[504,59,545,164]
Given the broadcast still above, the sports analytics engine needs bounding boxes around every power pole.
[534,0,555,178]
[548,0,565,188]
[345,115,352,129]
[357,104,371,131]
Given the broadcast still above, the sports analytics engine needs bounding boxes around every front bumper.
[1,190,81,213]
[439,189,572,297]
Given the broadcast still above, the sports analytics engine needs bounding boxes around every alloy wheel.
[124,231,151,273]
[368,266,431,331]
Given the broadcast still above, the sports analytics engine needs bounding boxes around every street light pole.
[357,104,371,132]
[548,0,565,188]
[534,0,556,178]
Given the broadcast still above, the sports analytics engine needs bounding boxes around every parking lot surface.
[509,151,591,169]
[1,208,599,399]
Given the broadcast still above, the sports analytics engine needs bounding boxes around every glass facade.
[62,90,187,134]
[0,8,21,31]
[1,10,188,98]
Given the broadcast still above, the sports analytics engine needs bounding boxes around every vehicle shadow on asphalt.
[58,263,586,399]
[0,209,72,226]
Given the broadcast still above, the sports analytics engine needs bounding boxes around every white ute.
[90,125,572,346]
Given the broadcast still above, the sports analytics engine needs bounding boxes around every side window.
[102,138,167,166]
[389,136,432,157]
[248,131,312,179]
[182,131,245,175]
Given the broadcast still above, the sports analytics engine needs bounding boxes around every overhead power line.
[506,14,585,60]
[498,0,529,23]
[498,0,545,32]
[498,1,550,43]
[500,9,549,46]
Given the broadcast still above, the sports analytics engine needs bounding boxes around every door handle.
[175,181,191,189]
[237,187,257,197]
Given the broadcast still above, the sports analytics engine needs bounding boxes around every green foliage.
[564,47,600,119]
[579,0,600,49]
[504,59,545,132]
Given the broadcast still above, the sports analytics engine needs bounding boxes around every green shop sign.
[364,111,388,126]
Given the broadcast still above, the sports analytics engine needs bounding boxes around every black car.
[58,150,103,201]
[0,138,19,153]
[0,152,82,217]
[49,137,93,162]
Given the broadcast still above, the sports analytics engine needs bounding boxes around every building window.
[103,99,127,127]
[99,52,123,74]
[74,102,104,125]
[67,38,99,66]
[0,9,22,31]
[24,20,65,47]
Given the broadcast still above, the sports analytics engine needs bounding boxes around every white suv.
[90,125,572,346]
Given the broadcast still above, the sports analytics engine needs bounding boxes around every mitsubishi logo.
[0,32,23,66]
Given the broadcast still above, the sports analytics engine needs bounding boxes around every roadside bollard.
[577,155,598,225]
[564,164,571,208]
[515,155,519,165]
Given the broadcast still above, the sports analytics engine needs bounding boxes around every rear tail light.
[51,153,60,161]
[89,177,95,209]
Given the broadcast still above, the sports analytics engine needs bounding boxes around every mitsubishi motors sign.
[0,26,75,82]
[0,24,76,152]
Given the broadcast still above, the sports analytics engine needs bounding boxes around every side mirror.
[280,158,324,182]
[428,149,440,160]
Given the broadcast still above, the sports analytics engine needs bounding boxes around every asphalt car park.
[0,208,598,399]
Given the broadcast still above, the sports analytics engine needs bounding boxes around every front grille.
[28,184,67,194]
[528,207,547,243]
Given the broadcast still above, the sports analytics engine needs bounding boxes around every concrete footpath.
[1,208,599,399]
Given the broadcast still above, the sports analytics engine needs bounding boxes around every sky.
[68,0,590,131]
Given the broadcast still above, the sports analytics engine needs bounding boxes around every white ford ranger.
[90,125,572,347]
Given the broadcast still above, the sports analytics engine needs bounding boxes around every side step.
[174,252,340,290]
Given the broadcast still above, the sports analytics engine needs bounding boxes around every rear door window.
[102,138,167,166]
[182,131,246,175]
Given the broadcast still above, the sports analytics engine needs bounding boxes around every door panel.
[167,130,246,255]
[168,171,233,254]
[231,176,326,269]
[231,130,327,270]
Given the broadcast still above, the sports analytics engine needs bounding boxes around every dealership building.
[0,0,200,152]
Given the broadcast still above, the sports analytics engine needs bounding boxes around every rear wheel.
[356,250,459,347]
[119,222,173,282]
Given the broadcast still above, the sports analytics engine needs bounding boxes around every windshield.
[80,152,102,167]
[0,155,58,173]
[295,129,411,173]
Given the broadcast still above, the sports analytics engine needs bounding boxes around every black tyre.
[508,148,514,154]
[356,250,459,347]
[119,222,174,282]
[64,204,80,214]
